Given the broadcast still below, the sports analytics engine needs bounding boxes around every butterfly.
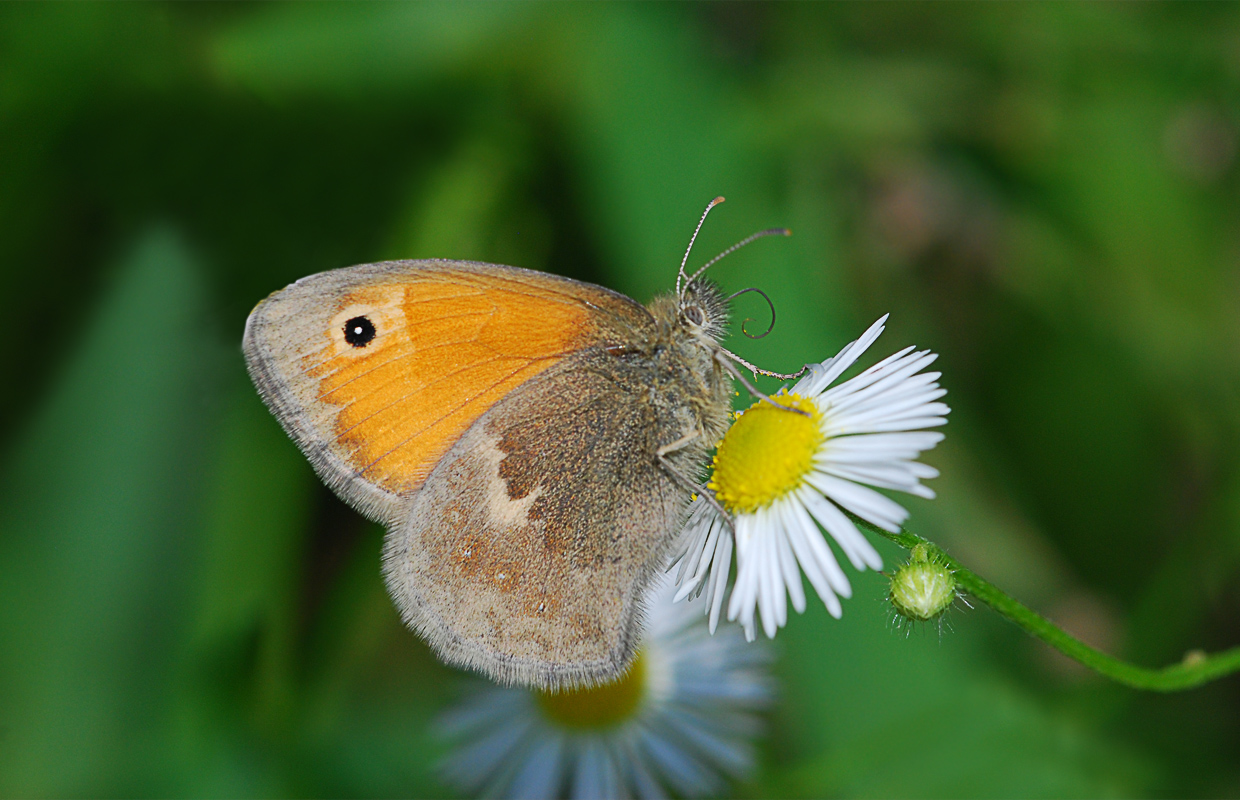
[242,198,795,688]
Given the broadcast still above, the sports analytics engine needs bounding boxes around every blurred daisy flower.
[436,579,772,799]
[674,314,949,640]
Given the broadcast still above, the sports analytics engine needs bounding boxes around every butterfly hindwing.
[382,351,684,688]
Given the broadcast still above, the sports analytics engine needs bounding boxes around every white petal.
[821,351,937,416]
[817,461,929,494]
[801,488,883,572]
[442,714,534,792]
[791,360,830,396]
[908,461,941,479]
[822,431,945,460]
[791,491,856,598]
[510,733,566,800]
[817,346,919,405]
[826,382,946,429]
[622,737,666,800]
[638,727,716,797]
[773,508,806,614]
[779,499,841,618]
[839,415,948,434]
[705,532,732,634]
[672,503,712,586]
[809,472,909,532]
[571,738,621,800]
[755,525,780,639]
[674,508,724,603]
[796,315,889,396]
[727,519,759,625]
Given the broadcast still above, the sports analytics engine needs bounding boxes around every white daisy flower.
[673,314,949,641]
[436,578,772,799]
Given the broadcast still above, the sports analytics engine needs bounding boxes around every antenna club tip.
[779,228,792,236]
[711,196,726,206]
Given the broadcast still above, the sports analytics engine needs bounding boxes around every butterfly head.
[669,197,790,353]
[676,279,730,347]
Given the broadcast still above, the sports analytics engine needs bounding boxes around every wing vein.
[356,362,553,475]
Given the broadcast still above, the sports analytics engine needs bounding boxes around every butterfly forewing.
[242,260,647,523]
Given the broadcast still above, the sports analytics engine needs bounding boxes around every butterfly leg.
[656,428,699,459]
[713,351,810,417]
[656,428,735,531]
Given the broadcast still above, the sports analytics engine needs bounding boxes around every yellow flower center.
[708,393,822,514]
[535,652,647,729]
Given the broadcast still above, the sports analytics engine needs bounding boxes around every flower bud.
[889,544,958,623]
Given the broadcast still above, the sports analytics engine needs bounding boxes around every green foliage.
[2,3,1239,797]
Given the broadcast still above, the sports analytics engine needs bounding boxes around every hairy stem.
[857,519,1240,692]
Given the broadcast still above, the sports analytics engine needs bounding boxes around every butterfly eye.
[684,305,706,326]
[344,316,376,347]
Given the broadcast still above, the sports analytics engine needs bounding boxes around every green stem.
[857,520,1240,692]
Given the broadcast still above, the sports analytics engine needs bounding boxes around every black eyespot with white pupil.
[684,305,706,326]
[344,316,376,347]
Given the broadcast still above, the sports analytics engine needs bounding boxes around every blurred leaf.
[786,676,1155,799]
[296,530,454,797]
[384,133,551,269]
[211,2,527,96]
[167,380,315,796]
[0,3,187,446]
[0,228,221,795]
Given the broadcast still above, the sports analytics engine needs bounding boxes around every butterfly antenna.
[677,196,726,297]
[683,227,791,296]
[728,286,777,339]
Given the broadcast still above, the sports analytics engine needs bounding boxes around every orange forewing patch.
[300,272,593,496]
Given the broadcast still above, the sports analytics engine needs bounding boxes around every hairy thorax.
[640,290,734,479]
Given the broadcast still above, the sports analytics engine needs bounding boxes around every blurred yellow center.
[709,393,822,514]
[536,652,647,729]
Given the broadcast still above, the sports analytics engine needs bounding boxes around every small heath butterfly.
[242,198,793,688]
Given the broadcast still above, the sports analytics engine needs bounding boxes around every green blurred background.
[2,3,1239,797]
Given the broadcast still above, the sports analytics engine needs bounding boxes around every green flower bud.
[889,544,958,623]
